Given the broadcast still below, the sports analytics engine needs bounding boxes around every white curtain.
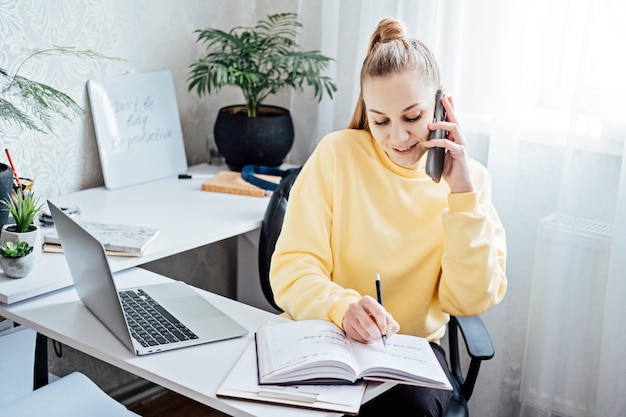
[295,1,626,416]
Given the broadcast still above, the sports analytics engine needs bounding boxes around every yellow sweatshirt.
[270,129,507,341]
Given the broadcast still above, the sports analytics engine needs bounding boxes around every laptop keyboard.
[119,289,199,347]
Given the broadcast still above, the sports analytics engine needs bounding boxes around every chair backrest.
[258,167,301,312]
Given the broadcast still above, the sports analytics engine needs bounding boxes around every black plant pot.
[0,163,14,230]
[214,105,294,171]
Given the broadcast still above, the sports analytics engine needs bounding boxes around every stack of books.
[42,221,160,257]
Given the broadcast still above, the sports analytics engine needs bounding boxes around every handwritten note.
[87,70,187,189]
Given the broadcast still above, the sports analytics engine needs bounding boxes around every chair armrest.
[453,315,494,360]
[447,315,494,402]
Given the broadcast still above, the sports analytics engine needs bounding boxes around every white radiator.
[520,213,613,417]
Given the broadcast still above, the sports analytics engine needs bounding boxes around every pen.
[375,272,387,347]
[178,173,215,179]
[5,148,22,189]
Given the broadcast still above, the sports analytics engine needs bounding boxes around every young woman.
[270,18,507,416]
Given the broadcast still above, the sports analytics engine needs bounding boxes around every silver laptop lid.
[48,201,136,352]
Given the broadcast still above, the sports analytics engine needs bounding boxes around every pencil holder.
[12,177,34,193]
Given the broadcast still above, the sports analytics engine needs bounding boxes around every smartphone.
[425,89,446,183]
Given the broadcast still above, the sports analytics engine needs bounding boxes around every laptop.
[48,201,248,355]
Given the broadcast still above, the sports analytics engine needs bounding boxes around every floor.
[128,389,230,417]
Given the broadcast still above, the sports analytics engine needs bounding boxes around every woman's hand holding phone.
[425,89,447,183]
[424,95,475,193]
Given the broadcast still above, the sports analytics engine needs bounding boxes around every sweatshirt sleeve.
[438,163,507,316]
[269,150,361,329]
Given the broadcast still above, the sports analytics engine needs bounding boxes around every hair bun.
[369,18,406,50]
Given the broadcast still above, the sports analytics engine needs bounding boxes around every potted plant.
[0,241,35,278]
[0,189,44,262]
[1,46,118,228]
[188,13,337,170]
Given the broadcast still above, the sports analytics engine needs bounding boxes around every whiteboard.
[87,70,187,189]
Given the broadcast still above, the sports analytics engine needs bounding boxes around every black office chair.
[258,168,494,417]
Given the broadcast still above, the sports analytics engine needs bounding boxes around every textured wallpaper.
[0,0,298,200]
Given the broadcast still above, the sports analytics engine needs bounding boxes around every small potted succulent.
[0,190,44,262]
[0,241,35,278]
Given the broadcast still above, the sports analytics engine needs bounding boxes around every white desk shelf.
[0,164,269,304]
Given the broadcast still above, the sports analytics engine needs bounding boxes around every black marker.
[178,174,214,179]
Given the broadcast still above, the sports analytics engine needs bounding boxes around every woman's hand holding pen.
[423,96,474,194]
[343,296,400,344]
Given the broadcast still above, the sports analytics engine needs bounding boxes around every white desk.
[0,164,390,415]
[0,268,388,417]
[0,164,269,304]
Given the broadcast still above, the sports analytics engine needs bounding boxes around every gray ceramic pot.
[0,252,35,279]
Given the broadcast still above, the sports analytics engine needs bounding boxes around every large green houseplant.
[188,13,337,170]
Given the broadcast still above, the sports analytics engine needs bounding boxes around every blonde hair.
[348,18,441,130]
